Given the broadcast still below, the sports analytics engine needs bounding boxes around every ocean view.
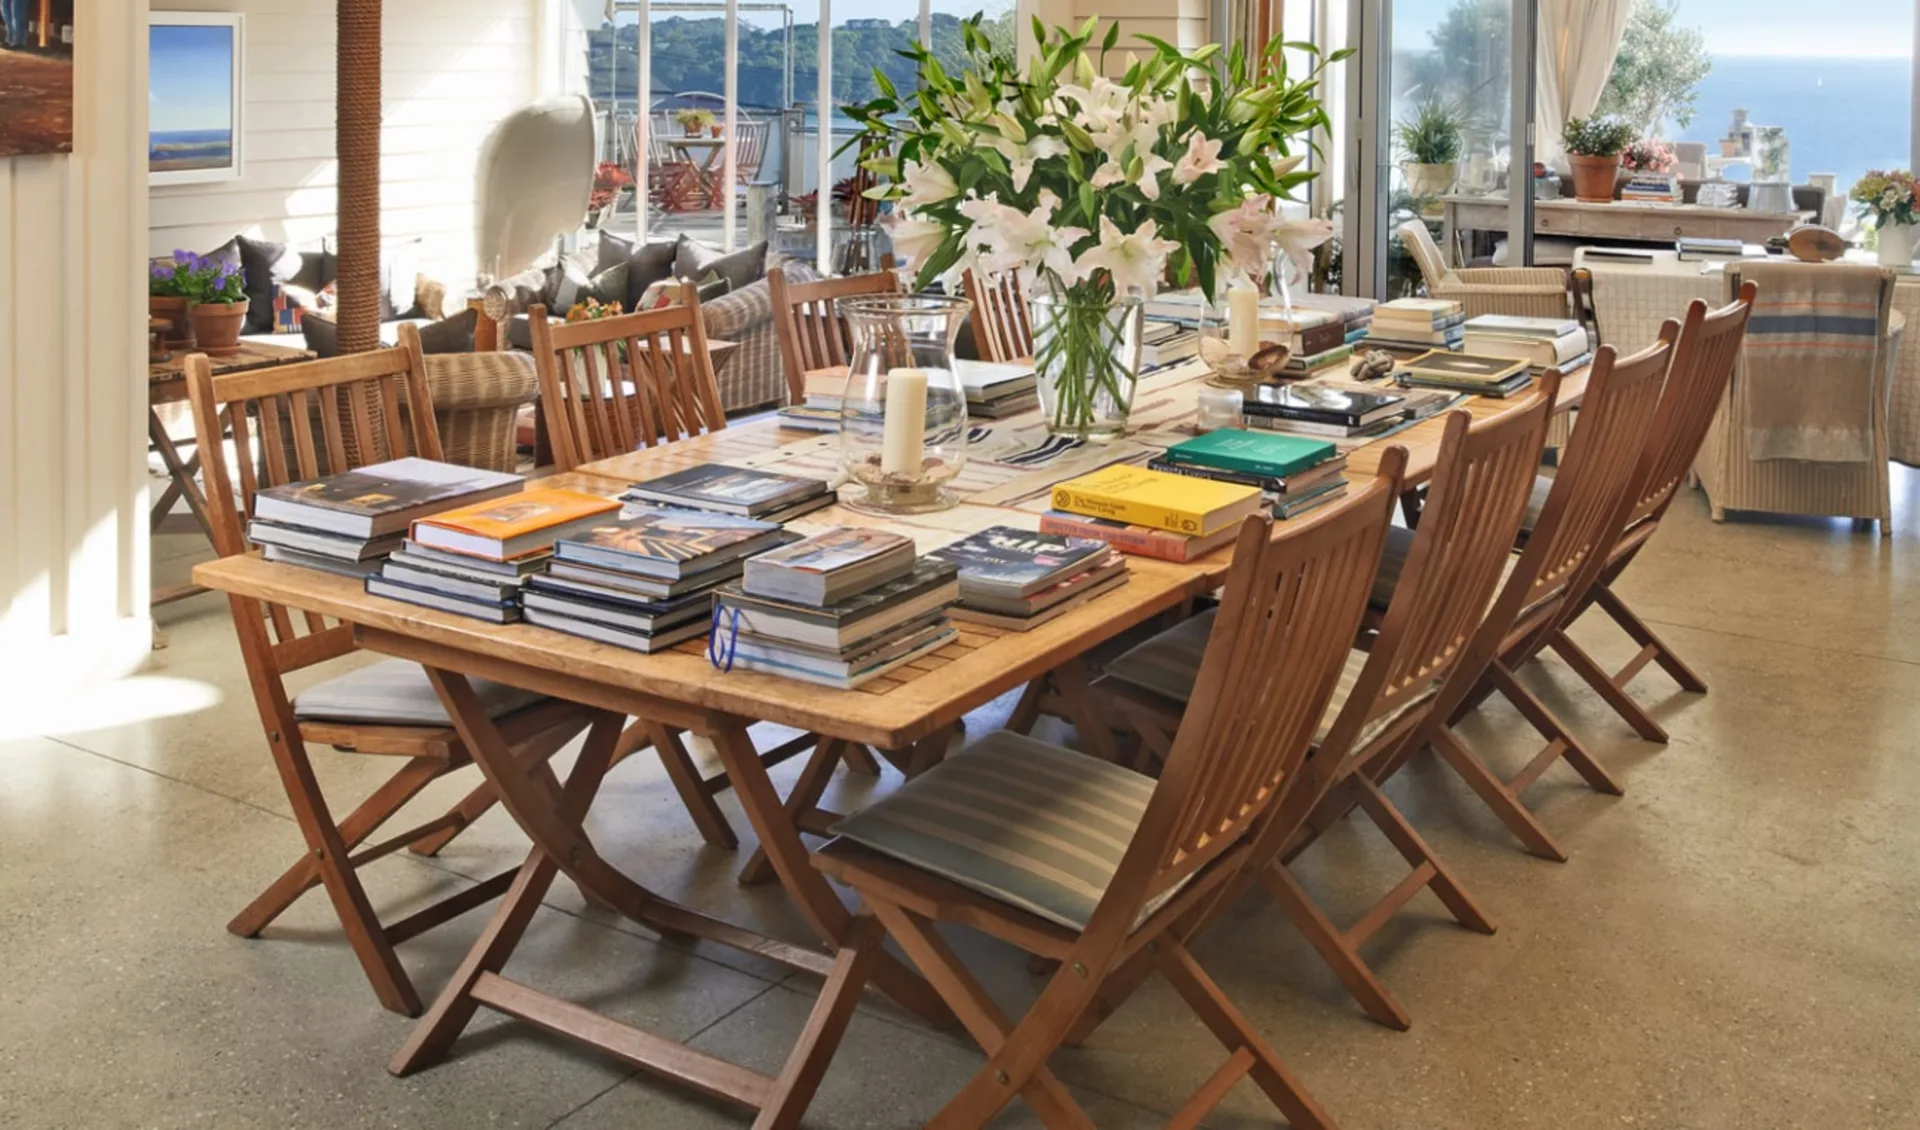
[1673,54,1912,198]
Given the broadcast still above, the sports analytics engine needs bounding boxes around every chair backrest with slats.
[186,328,441,674]
[962,270,1034,363]
[1625,282,1756,528]
[767,265,900,405]
[528,284,727,473]
[1087,460,1401,939]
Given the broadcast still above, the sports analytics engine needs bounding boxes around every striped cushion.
[293,659,546,727]
[827,730,1177,932]
[1101,609,1424,747]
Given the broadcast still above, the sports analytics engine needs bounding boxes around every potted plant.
[672,108,715,137]
[149,249,201,349]
[1561,115,1636,202]
[186,253,250,356]
[1394,96,1464,201]
[850,17,1343,438]
[585,161,634,229]
[1622,138,1676,179]
[1851,169,1919,267]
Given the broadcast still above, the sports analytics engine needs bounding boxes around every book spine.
[1037,513,1192,562]
[1293,320,1347,356]
[1149,458,1289,492]
[1239,404,1361,426]
[1048,486,1210,535]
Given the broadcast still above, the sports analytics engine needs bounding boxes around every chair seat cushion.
[1367,526,1530,614]
[293,659,546,727]
[827,730,1176,932]
[1521,474,1551,532]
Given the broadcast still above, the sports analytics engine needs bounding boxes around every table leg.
[148,407,215,540]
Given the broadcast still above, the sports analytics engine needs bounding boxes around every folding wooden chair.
[962,269,1034,363]
[1095,383,1559,1033]
[784,468,1402,1130]
[1372,335,1676,862]
[186,330,592,1016]
[767,264,900,406]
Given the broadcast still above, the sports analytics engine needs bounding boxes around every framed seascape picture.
[149,13,243,186]
[0,1,76,157]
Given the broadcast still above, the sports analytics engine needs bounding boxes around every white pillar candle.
[1228,285,1260,358]
[880,367,928,476]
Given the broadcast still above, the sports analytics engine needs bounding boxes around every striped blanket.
[1733,261,1893,463]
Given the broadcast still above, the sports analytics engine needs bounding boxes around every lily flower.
[1172,132,1226,186]
[900,159,960,209]
[1073,216,1179,297]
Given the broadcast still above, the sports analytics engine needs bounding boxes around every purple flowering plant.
[149,249,247,304]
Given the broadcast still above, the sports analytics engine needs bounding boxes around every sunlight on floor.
[0,675,223,743]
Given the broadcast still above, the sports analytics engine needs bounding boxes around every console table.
[1442,196,1809,266]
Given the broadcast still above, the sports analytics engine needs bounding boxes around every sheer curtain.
[1536,0,1634,167]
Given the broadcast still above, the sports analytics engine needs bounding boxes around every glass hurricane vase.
[837,295,970,514]
[1029,282,1144,441]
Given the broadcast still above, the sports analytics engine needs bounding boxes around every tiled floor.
[4,473,1918,1128]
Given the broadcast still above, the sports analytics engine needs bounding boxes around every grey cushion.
[828,730,1179,932]
[303,308,476,358]
[505,313,534,351]
[1521,474,1551,532]
[676,238,768,294]
[1367,526,1528,613]
[235,235,306,333]
[293,658,545,726]
[597,231,680,310]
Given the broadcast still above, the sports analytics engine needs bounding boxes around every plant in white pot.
[851,17,1345,439]
[1394,96,1464,202]
[1561,115,1635,203]
[1851,169,1918,268]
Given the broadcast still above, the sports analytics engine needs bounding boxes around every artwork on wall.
[0,0,76,158]
[149,13,244,186]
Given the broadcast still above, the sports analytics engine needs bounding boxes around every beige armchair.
[1398,219,1570,320]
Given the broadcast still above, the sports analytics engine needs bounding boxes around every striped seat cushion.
[827,730,1180,932]
[293,659,546,727]
[1101,609,1429,748]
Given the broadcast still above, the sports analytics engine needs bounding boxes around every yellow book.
[1050,465,1264,537]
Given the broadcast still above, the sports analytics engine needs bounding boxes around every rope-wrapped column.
[336,0,382,357]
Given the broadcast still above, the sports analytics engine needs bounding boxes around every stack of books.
[1044,465,1264,557]
[929,527,1127,630]
[367,488,622,621]
[1396,352,1534,397]
[1036,511,1242,562]
[1620,174,1678,203]
[1460,315,1594,371]
[623,464,836,523]
[1675,237,1766,262]
[957,360,1039,419]
[713,529,961,688]
[248,457,524,579]
[1366,298,1466,350]
[1242,382,1408,439]
[1142,319,1201,367]
[1153,428,1350,520]
[520,506,796,652]
[1277,340,1355,378]
[1285,292,1378,346]
[776,370,848,432]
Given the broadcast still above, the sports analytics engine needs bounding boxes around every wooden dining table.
[192,358,1586,1128]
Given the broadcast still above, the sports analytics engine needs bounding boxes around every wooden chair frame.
[962,269,1034,364]
[186,328,592,1016]
[767,265,900,406]
[792,469,1404,1130]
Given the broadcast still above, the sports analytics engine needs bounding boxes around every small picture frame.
[149,13,244,186]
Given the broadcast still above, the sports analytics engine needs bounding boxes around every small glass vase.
[1029,283,1144,441]
[837,295,970,514]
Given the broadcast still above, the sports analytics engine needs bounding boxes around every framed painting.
[0,0,76,157]
[149,13,243,186]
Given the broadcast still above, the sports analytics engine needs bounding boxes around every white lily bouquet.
[850,18,1345,437]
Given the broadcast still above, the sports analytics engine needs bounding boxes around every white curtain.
[1536,0,1636,168]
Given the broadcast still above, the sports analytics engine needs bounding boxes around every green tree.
[1594,0,1712,136]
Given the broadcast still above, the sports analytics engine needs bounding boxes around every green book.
[1163,428,1336,479]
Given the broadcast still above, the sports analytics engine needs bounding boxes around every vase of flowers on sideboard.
[1853,170,1919,268]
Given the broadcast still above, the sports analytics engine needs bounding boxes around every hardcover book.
[716,560,961,651]
[952,553,1126,616]
[254,457,523,538]
[928,527,1111,599]
[1049,466,1263,537]
[1243,383,1406,426]
[742,527,917,606]
[1398,352,1530,386]
[1036,511,1242,562]
[1146,457,1347,497]
[410,489,621,561]
[1163,429,1337,479]
[1461,315,1581,340]
[623,464,831,516]
[554,506,786,579]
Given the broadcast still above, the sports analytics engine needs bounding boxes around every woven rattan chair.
[422,351,540,473]
[1399,218,1570,320]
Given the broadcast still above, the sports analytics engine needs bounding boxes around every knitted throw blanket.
[1734,262,1891,464]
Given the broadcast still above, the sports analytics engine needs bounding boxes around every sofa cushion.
[293,658,545,727]
[677,238,768,294]
[597,230,680,310]
[417,307,479,354]
[303,308,476,358]
[234,235,307,333]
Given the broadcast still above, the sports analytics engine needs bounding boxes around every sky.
[149,25,236,134]
[1396,0,1915,58]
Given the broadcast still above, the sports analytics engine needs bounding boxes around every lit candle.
[1228,285,1260,358]
[880,367,928,476]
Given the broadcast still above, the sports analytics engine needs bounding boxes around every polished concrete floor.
[4,476,1918,1129]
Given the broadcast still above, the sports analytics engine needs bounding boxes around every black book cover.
[1243,383,1405,424]
[624,464,830,514]
[928,526,1108,597]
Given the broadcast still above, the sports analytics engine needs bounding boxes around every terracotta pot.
[189,299,249,357]
[682,123,701,137]
[150,294,194,349]
[1568,154,1622,203]
[709,125,722,138]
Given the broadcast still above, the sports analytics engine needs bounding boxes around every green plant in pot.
[673,107,715,137]
[1561,114,1635,202]
[148,250,202,349]
[1394,95,1464,201]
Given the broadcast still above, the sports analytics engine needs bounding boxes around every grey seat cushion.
[1521,474,1551,532]
[293,658,545,727]
[828,730,1178,932]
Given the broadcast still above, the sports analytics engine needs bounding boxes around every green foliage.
[1561,115,1636,159]
[1393,96,1465,165]
[1593,0,1712,135]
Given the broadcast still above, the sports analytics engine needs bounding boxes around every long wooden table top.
[194,359,1586,748]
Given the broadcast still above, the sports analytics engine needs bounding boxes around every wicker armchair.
[1399,219,1570,320]
[422,351,540,472]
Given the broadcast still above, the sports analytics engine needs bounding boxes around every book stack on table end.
[247,457,524,579]
[1241,382,1409,440]
[713,529,961,688]
[957,360,1039,419]
[622,464,836,524]
[521,506,796,652]
[1395,351,1535,398]
[928,527,1127,631]
[1042,465,1263,559]
[1154,428,1350,520]
[1365,298,1466,350]
[1460,315,1593,372]
[366,488,620,622]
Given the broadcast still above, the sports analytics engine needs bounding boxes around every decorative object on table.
[149,14,240,183]
[1393,94,1464,202]
[1350,348,1397,380]
[1786,224,1847,263]
[743,528,917,607]
[563,296,622,323]
[673,107,716,137]
[1194,384,1245,431]
[149,248,250,357]
[1747,125,1794,214]
[1533,162,1561,201]
[148,249,210,350]
[836,294,971,514]
[1153,428,1350,519]
[847,18,1344,440]
[1696,180,1739,209]
[1619,138,1679,203]
[1197,286,1293,385]
[1560,115,1635,203]
[1850,169,1918,268]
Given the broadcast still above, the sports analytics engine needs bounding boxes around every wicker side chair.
[1399,218,1570,320]
[421,351,540,472]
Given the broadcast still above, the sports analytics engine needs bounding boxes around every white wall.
[149,0,545,284]
[1030,0,1210,72]
[1,2,153,691]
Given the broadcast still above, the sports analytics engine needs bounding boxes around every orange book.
[410,488,620,561]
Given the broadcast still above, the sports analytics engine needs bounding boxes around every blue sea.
[149,128,232,167]
[1673,55,1911,197]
